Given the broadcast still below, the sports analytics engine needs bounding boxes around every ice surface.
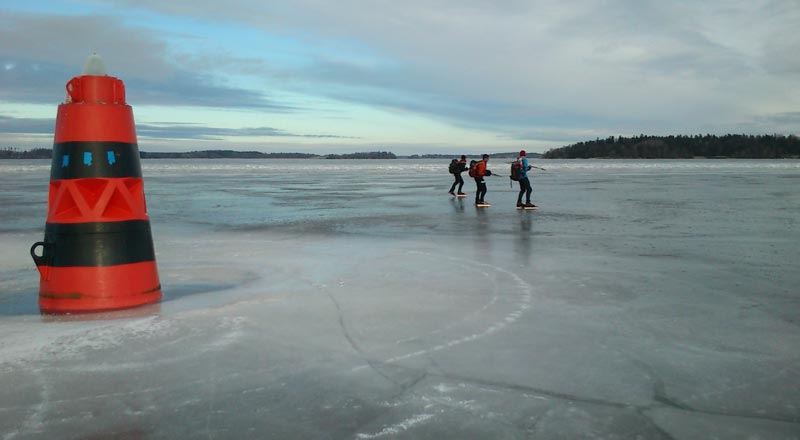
[1,159,799,439]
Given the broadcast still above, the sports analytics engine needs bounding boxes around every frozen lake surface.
[1,159,799,439]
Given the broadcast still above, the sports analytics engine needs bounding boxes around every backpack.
[448,159,458,174]
[510,160,521,181]
[468,160,478,178]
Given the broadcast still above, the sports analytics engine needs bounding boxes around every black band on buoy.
[51,141,142,180]
[43,220,156,267]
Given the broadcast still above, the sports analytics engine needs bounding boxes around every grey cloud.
[0,115,55,134]
[745,112,800,134]
[556,1,756,79]
[757,0,800,75]
[125,74,296,110]
[136,123,357,140]
[1,57,295,110]
[0,59,74,104]
[761,112,800,125]
[761,33,800,75]
[0,11,296,111]
[0,12,172,81]
[0,115,354,140]
[273,55,599,132]
[216,0,780,129]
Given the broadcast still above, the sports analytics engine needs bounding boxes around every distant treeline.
[323,151,396,159]
[140,150,397,159]
[488,151,543,159]
[0,148,396,160]
[1,148,533,160]
[406,152,542,159]
[543,134,800,159]
[406,153,457,159]
[139,150,317,159]
[0,148,52,159]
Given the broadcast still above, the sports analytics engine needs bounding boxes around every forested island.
[323,151,396,159]
[543,134,800,159]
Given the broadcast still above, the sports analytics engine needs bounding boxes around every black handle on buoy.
[30,241,49,267]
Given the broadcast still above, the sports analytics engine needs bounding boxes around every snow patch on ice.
[355,413,435,439]
[0,317,172,369]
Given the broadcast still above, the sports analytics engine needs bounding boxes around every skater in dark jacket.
[448,155,468,196]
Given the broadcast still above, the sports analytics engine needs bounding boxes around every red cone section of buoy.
[31,55,161,314]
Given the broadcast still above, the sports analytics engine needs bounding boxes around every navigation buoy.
[30,54,162,314]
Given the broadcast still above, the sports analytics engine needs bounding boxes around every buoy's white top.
[81,53,108,76]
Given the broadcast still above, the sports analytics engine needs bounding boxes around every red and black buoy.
[30,54,162,314]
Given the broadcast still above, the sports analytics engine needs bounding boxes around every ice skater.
[471,154,492,207]
[448,155,468,196]
[516,150,535,209]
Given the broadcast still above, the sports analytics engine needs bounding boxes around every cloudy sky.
[1,0,798,154]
